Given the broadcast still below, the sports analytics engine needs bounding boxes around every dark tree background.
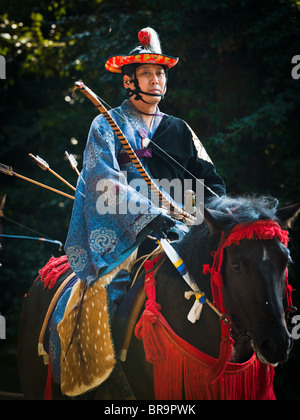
[0,0,299,399]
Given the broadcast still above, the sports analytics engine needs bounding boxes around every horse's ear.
[203,207,232,234]
[276,203,300,229]
[0,195,5,217]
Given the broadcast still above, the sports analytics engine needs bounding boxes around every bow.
[74,81,196,224]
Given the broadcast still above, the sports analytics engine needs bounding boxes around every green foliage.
[0,0,300,398]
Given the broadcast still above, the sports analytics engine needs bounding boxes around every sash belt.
[118,148,152,165]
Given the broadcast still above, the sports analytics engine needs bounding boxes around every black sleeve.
[187,154,226,201]
[184,121,226,201]
[148,115,226,202]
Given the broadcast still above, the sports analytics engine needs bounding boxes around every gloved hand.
[149,213,176,239]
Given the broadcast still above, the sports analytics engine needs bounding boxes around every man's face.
[124,64,167,104]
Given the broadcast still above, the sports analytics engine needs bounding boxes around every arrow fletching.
[0,163,14,176]
[65,151,80,176]
[29,154,49,170]
[65,151,78,170]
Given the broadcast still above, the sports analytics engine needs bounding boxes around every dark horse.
[18,196,300,399]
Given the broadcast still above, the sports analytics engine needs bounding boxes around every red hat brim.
[105,53,179,73]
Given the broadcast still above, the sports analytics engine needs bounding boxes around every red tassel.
[223,220,289,248]
[135,255,166,362]
[138,29,151,46]
[213,271,223,287]
[153,335,183,399]
[35,256,71,289]
[135,313,166,363]
[203,264,211,275]
[137,311,274,399]
[286,269,294,307]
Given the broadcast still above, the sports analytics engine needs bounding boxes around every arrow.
[0,163,75,200]
[65,151,80,176]
[29,153,76,192]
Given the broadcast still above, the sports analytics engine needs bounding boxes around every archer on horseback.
[29,27,227,397]
[17,28,300,401]
[65,27,225,288]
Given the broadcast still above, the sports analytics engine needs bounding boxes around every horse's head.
[204,198,300,366]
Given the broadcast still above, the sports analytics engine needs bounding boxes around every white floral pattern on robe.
[65,100,164,285]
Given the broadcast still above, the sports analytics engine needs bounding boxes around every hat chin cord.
[126,73,166,104]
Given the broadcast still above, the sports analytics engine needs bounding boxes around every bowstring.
[2,216,63,248]
[148,137,219,198]
[3,216,53,239]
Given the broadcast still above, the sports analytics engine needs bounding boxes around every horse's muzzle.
[252,331,293,366]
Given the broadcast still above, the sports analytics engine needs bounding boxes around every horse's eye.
[231,259,241,272]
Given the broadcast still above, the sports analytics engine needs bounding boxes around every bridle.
[161,219,293,378]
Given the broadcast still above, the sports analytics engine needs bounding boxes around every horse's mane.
[205,194,279,225]
[185,194,280,243]
[176,195,280,291]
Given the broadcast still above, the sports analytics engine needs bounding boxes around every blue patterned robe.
[65,99,164,286]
